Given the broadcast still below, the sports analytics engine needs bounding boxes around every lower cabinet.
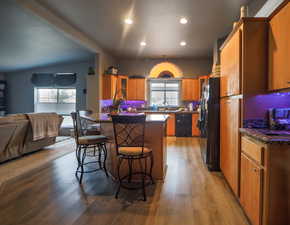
[240,153,262,225]
[191,114,200,136]
[166,114,175,136]
[240,135,290,225]
[220,97,241,196]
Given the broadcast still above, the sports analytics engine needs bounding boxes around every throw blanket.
[26,113,60,141]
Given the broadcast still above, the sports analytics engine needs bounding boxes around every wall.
[6,59,94,114]
[247,0,284,17]
[117,58,212,78]
[0,73,5,80]
[85,52,117,113]
[244,92,290,119]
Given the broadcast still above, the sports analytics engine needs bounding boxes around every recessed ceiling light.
[140,41,146,46]
[124,18,133,24]
[180,17,188,24]
[180,41,186,46]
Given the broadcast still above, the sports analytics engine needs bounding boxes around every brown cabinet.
[220,18,268,197]
[191,114,199,136]
[240,135,290,225]
[220,19,268,97]
[127,78,146,101]
[220,29,241,97]
[269,2,290,90]
[102,75,128,100]
[182,78,199,101]
[117,75,128,99]
[102,75,117,99]
[240,153,262,225]
[220,97,241,196]
[166,114,175,136]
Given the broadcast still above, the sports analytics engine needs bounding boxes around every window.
[37,89,57,103]
[149,80,180,106]
[34,88,76,115]
[36,88,76,104]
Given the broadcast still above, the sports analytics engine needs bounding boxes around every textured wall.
[6,59,95,114]
[251,0,284,17]
[0,73,5,80]
[117,58,212,78]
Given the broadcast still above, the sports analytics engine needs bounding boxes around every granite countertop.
[240,128,290,144]
[81,113,169,123]
[140,110,199,114]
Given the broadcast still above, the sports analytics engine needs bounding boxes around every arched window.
[158,71,174,78]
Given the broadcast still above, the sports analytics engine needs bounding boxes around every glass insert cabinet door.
[149,79,180,106]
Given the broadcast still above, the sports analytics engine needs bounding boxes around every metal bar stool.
[111,114,154,201]
[71,111,109,184]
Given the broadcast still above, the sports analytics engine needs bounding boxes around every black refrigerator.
[198,77,220,171]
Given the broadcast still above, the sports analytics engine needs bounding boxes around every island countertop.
[80,113,170,123]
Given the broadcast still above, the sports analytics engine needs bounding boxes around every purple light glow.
[100,99,113,108]
[244,92,290,119]
[100,99,146,111]
[120,100,146,110]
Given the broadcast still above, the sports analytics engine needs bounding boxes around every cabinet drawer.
[241,137,264,165]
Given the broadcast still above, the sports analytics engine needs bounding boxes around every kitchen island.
[81,113,169,180]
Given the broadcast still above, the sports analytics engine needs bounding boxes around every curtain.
[31,73,76,87]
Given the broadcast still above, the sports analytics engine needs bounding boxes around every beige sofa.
[0,113,63,163]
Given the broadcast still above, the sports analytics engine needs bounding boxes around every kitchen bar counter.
[81,112,169,123]
[140,110,199,114]
[80,112,168,180]
[240,128,290,144]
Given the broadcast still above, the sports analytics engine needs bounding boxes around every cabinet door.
[220,97,240,196]
[269,3,290,90]
[240,153,262,225]
[220,29,241,97]
[166,114,175,136]
[136,78,146,100]
[127,79,136,100]
[127,78,146,100]
[102,75,117,99]
[192,113,200,136]
[117,76,128,99]
[182,79,199,101]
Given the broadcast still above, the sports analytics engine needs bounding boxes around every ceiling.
[38,0,251,58]
[0,0,94,72]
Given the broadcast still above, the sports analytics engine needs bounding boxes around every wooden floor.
[0,138,249,225]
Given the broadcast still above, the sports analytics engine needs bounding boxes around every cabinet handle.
[252,168,258,172]
[287,81,290,84]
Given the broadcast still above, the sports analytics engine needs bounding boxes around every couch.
[0,113,63,163]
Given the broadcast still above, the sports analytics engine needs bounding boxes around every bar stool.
[79,110,101,135]
[71,111,109,184]
[111,114,154,201]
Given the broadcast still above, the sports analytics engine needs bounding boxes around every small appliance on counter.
[269,108,290,130]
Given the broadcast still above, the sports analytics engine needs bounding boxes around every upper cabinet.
[220,19,268,97]
[220,30,241,97]
[127,78,146,101]
[117,75,128,99]
[102,75,128,99]
[269,2,290,91]
[182,78,199,101]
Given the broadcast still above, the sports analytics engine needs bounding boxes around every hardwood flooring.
[0,138,249,225]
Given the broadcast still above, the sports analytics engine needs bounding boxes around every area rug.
[0,137,75,187]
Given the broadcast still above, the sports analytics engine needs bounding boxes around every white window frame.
[149,79,181,107]
[35,88,76,104]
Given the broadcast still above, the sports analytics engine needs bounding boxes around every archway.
[149,62,183,78]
